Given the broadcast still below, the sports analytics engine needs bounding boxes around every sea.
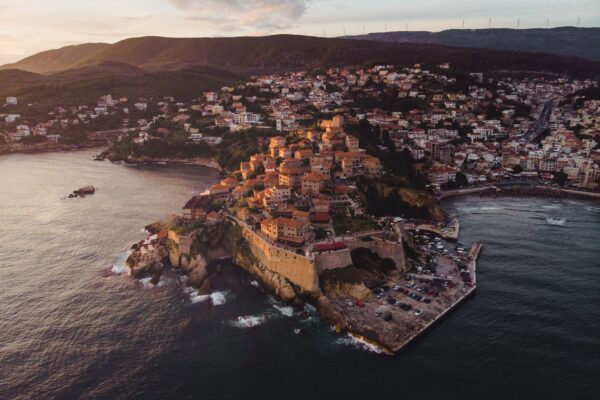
[1,149,599,400]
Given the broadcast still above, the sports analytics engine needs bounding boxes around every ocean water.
[1,150,599,400]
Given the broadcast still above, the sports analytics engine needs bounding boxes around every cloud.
[170,0,310,30]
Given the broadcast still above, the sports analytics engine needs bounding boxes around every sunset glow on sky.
[0,0,598,64]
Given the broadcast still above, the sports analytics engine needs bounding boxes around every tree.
[553,170,568,186]
[455,172,469,187]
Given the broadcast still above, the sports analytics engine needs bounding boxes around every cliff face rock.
[320,279,371,300]
[232,245,298,302]
[187,255,211,294]
[316,295,347,332]
[126,241,169,280]
[358,177,444,222]
[186,220,302,302]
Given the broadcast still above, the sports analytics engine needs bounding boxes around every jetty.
[331,241,482,354]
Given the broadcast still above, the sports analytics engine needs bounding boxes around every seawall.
[239,226,320,293]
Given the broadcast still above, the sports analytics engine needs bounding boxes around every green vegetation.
[0,64,241,108]
[108,125,279,172]
[333,216,379,234]
[348,119,427,189]
[215,128,278,172]
[553,170,568,186]
[357,178,444,221]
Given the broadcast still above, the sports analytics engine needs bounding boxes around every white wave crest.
[189,289,228,306]
[139,277,154,289]
[335,334,386,354]
[111,251,131,274]
[546,218,566,226]
[273,304,294,317]
[230,315,267,329]
[156,275,176,288]
[250,280,260,288]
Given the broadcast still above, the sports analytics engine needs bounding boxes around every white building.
[6,96,17,105]
[5,114,20,123]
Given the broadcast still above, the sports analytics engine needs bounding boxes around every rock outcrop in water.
[126,240,169,284]
[68,185,95,198]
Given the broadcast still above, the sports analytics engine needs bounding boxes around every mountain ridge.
[2,33,599,78]
[345,27,600,62]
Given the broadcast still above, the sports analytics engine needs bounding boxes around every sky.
[0,0,599,65]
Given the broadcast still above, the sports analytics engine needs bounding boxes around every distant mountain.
[346,27,600,62]
[1,43,110,74]
[2,35,599,78]
[0,63,241,107]
[1,34,599,108]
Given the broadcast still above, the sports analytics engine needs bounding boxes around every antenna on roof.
[406,22,408,31]
[577,17,581,27]
[323,28,326,38]
[516,18,520,29]
[343,27,346,36]
[546,18,549,28]
[363,25,366,35]
[462,18,465,29]
[488,17,492,30]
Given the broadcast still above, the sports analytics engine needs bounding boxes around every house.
[321,129,346,150]
[427,166,458,185]
[345,135,360,151]
[183,196,214,220]
[301,173,328,196]
[264,185,291,207]
[260,217,310,245]
[5,114,20,123]
[362,156,383,177]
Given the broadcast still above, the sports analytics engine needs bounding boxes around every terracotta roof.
[183,195,212,210]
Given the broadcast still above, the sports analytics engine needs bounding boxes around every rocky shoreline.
[96,150,220,170]
[0,141,106,156]
[122,216,480,354]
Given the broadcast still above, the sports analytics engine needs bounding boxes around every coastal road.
[523,101,552,142]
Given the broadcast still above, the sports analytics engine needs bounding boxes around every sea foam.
[546,218,566,226]
[189,289,228,306]
[230,315,267,328]
[335,334,386,354]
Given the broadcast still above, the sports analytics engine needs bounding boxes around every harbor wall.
[314,249,353,273]
[344,238,407,273]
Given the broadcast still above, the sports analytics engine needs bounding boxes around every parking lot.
[330,233,477,352]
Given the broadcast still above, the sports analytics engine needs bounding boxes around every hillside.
[2,35,599,78]
[346,27,600,62]
[0,63,241,107]
[1,43,110,74]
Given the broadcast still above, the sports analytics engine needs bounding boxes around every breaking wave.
[335,334,386,354]
[273,304,294,317]
[230,315,268,329]
[546,218,566,226]
[110,251,130,274]
[188,289,228,306]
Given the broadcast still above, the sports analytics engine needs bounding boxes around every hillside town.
[2,63,599,191]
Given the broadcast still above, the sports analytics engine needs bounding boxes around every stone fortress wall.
[241,226,320,293]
